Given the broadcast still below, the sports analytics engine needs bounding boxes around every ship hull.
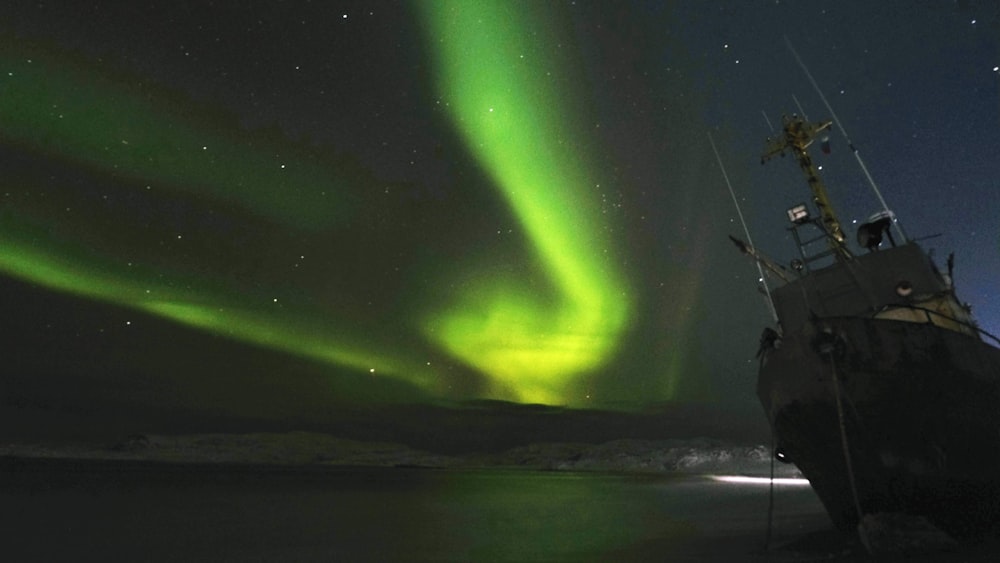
[758,316,1000,538]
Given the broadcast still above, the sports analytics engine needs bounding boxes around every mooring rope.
[760,348,777,555]
[764,422,777,553]
[829,353,864,523]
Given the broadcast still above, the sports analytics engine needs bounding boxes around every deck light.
[787,203,810,224]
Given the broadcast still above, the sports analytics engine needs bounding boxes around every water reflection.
[407,471,684,560]
[3,464,829,561]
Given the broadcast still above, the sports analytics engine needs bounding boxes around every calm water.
[2,459,837,561]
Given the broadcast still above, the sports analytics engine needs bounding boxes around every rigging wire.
[754,111,780,555]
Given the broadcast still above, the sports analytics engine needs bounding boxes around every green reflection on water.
[404,470,695,560]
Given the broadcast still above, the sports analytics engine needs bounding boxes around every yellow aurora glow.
[418,2,632,403]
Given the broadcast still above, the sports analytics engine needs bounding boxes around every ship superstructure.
[742,114,1000,538]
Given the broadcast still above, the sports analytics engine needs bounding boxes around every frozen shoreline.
[1,431,803,477]
[0,455,836,562]
[6,445,999,561]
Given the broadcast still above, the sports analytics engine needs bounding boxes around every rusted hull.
[758,317,1000,537]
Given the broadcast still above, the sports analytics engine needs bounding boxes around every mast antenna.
[762,114,852,261]
[761,110,775,132]
[708,131,779,324]
[792,94,808,121]
[784,35,908,244]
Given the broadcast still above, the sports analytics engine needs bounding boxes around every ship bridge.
[772,242,978,338]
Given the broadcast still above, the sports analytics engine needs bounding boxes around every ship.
[736,114,1000,539]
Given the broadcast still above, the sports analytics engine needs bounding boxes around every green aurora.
[0,41,441,395]
[0,3,703,407]
[418,2,633,403]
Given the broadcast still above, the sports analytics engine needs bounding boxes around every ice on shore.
[1,432,802,477]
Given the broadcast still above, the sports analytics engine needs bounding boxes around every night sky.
[1,2,997,436]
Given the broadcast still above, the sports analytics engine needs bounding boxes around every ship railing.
[872,303,1000,348]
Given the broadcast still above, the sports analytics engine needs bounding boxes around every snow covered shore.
[1,431,802,477]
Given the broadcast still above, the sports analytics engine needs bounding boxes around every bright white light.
[709,475,811,486]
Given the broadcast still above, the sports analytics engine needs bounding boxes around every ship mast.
[761,114,851,261]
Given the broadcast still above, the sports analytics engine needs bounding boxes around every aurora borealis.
[2,3,635,406]
[2,1,998,429]
[1,43,441,395]
[418,2,632,403]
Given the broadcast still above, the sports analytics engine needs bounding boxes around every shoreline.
[7,454,1000,561]
[0,431,795,476]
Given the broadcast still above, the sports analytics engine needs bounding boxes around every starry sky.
[1,1,997,433]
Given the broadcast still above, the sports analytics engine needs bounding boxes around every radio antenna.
[792,94,808,121]
[708,131,779,324]
[784,35,908,244]
[761,110,775,132]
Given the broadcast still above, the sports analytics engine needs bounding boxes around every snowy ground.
[0,431,803,477]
